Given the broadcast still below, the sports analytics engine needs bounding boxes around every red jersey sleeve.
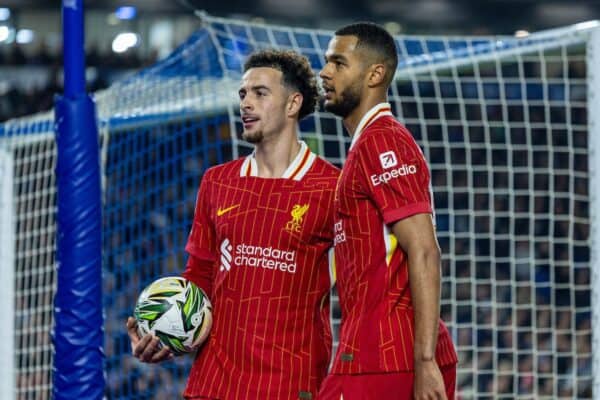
[356,127,433,224]
[184,170,217,295]
[182,254,214,298]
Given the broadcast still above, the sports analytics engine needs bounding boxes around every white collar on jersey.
[350,102,394,150]
[240,140,316,181]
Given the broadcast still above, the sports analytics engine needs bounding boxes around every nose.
[240,96,252,112]
[319,63,332,81]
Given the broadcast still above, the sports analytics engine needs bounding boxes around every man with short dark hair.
[318,23,458,399]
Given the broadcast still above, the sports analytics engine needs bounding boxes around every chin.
[242,132,263,144]
[323,101,335,111]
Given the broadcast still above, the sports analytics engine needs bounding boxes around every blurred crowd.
[0,42,158,123]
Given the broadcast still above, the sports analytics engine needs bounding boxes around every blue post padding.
[53,93,104,399]
[63,0,85,97]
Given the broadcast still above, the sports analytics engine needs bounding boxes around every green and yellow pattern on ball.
[134,276,212,355]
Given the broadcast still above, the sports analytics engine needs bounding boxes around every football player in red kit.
[128,49,339,400]
[318,23,458,400]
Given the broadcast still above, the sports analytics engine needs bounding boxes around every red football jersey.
[331,103,458,374]
[183,142,339,399]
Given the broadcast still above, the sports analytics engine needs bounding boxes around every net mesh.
[0,15,596,399]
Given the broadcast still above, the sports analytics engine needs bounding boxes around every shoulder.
[365,116,415,142]
[305,155,341,183]
[299,154,340,189]
[312,155,341,176]
[203,158,245,182]
[358,116,422,156]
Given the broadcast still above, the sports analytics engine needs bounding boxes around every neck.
[343,91,387,137]
[254,125,301,178]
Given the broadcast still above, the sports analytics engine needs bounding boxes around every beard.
[324,80,362,118]
[242,129,263,144]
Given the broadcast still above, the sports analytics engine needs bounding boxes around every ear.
[287,92,303,118]
[367,64,386,87]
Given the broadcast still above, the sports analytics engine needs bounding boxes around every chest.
[335,151,371,216]
[210,178,333,247]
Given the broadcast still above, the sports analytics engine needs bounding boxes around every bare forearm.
[409,248,441,362]
[392,214,447,398]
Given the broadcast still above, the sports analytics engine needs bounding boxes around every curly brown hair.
[243,49,318,120]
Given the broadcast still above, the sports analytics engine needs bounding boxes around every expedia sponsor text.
[370,164,417,186]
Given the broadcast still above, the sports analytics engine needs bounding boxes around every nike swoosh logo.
[216,204,240,216]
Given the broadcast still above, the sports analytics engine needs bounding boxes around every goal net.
[0,14,597,399]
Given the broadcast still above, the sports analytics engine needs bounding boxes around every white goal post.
[588,26,600,399]
[0,147,15,400]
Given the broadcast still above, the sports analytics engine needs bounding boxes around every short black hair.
[243,49,318,120]
[335,22,398,86]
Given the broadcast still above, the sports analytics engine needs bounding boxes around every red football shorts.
[317,364,456,400]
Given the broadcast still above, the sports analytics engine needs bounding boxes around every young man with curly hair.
[128,49,339,399]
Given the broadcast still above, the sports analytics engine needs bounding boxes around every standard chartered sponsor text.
[234,243,297,273]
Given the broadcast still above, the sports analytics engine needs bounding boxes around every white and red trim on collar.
[350,102,394,149]
[239,140,316,181]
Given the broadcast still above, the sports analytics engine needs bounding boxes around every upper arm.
[357,132,433,225]
[185,171,217,262]
[391,212,440,257]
